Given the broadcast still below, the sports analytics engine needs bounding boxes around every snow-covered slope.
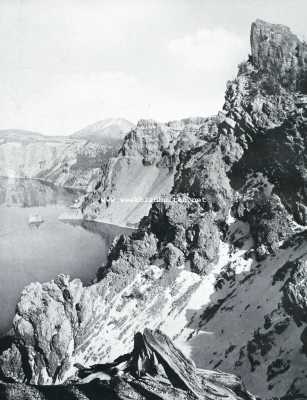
[0,225,238,385]
[184,225,307,398]
[3,216,307,398]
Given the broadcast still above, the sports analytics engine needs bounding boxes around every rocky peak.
[3,18,307,400]
[120,119,171,165]
[250,19,307,92]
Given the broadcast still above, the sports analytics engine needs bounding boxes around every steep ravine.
[2,19,307,400]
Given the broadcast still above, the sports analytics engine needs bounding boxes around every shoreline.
[0,175,88,193]
[58,210,137,230]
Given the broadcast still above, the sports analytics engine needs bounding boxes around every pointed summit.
[250,19,307,92]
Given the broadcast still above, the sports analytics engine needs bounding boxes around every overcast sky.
[0,0,307,135]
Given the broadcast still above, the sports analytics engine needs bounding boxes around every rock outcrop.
[250,19,307,92]
[81,117,219,226]
[232,173,294,257]
[173,142,233,220]
[3,18,307,400]
[0,330,256,400]
[140,197,220,274]
[223,19,307,235]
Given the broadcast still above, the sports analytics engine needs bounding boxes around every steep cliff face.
[171,19,307,398]
[0,130,118,191]
[222,20,307,234]
[81,117,219,226]
[2,19,307,400]
[250,19,307,92]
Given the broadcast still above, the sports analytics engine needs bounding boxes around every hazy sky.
[1,0,307,135]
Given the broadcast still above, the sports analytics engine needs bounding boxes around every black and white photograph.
[0,1,307,399]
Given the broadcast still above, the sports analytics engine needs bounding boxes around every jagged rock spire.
[250,19,307,92]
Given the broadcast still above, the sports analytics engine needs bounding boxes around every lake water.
[0,177,133,334]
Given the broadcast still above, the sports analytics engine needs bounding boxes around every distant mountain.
[72,118,135,144]
[0,128,119,191]
[0,121,135,191]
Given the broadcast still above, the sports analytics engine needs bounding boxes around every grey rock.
[233,173,293,253]
[0,330,256,400]
[251,19,307,92]
[174,144,233,220]
[141,197,220,274]
[283,260,307,323]
[162,243,185,268]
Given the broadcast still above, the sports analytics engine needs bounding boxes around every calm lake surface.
[0,177,133,334]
